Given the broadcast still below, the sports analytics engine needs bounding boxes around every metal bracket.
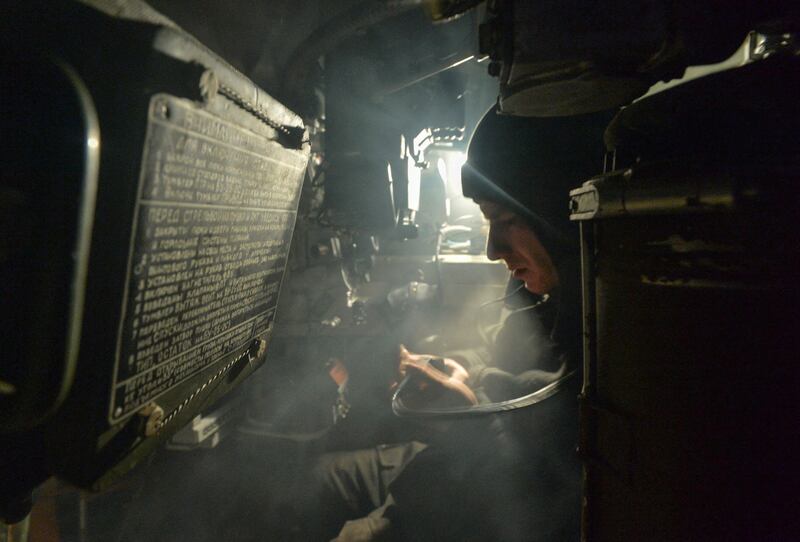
[569,166,745,221]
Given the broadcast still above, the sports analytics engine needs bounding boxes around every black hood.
[461,106,613,261]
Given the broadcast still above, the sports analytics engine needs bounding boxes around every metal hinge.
[216,81,306,150]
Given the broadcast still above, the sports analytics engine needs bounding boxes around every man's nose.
[486,226,510,261]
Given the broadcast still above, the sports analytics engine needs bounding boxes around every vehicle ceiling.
[148,0,417,112]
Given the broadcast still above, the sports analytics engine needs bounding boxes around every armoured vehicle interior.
[1,0,798,540]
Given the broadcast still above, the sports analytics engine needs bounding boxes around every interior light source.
[445,151,467,193]
[437,157,448,186]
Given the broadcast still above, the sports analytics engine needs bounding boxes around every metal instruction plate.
[110,94,306,422]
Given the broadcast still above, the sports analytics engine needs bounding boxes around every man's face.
[478,200,559,295]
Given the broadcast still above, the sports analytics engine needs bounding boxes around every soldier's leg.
[302,442,426,540]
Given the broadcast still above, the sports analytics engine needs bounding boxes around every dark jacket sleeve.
[474,362,568,402]
[447,294,568,401]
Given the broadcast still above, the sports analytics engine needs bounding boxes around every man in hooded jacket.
[309,107,612,541]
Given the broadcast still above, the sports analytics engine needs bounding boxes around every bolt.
[155,100,170,120]
[199,69,219,102]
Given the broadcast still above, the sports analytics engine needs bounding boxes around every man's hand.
[392,345,477,407]
[397,345,470,384]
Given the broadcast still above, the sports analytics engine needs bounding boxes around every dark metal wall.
[574,53,800,541]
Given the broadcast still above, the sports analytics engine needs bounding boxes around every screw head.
[155,100,170,119]
[199,69,219,102]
